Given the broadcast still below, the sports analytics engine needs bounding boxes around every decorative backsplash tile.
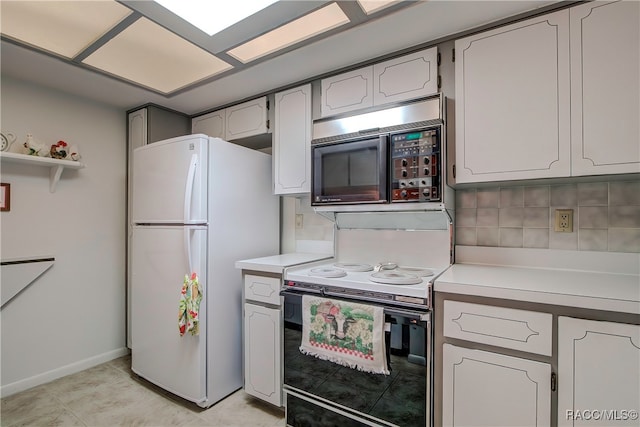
[455,179,640,253]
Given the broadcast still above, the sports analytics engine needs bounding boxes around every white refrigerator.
[130,134,279,408]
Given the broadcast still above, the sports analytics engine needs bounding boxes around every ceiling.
[1,0,563,116]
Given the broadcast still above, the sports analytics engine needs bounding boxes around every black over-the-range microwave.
[311,95,444,206]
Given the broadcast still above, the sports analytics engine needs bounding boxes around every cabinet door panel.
[320,67,374,118]
[226,97,268,140]
[455,10,571,183]
[373,47,438,105]
[273,84,311,194]
[570,1,640,175]
[244,303,282,406]
[192,110,226,139]
[443,344,551,427]
[558,317,640,426]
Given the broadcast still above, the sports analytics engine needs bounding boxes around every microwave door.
[312,135,388,205]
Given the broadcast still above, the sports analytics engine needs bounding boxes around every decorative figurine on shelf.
[68,145,81,161]
[23,134,49,157]
[50,140,68,159]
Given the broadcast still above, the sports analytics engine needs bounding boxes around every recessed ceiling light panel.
[357,0,402,15]
[154,0,279,36]
[82,18,233,94]
[0,0,133,59]
[227,2,350,64]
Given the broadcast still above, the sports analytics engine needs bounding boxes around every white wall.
[0,77,128,396]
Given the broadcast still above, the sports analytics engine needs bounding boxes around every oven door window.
[283,294,428,427]
[312,136,388,205]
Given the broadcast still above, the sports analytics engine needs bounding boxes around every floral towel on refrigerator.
[178,273,202,336]
[299,295,389,375]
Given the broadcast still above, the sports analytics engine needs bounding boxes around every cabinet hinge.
[551,372,557,392]
[437,75,441,89]
[437,52,441,66]
[452,48,455,63]
[266,100,270,110]
[266,119,270,130]
[452,164,456,178]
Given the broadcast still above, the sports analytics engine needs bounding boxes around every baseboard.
[1,347,130,398]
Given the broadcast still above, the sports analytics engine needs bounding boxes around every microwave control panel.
[390,128,441,202]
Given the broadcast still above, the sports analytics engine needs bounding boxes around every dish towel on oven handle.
[178,272,202,336]
[300,295,390,375]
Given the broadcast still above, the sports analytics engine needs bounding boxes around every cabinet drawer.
[244,274,281,306]
[443,301,552,356]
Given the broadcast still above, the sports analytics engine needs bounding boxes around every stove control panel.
[390,128,441,203]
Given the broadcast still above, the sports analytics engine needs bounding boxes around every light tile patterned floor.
[0,355,285,427]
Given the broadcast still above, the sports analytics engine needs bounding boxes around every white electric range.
[284,259,449,309]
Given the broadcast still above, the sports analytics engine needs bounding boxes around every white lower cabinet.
[558,317,640,426]
[244,302,282,407]
[442,344,551,427]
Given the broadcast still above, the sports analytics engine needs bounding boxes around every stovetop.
[284,260,450,308]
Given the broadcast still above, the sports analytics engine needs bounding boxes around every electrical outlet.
[554,209,573,232]
[295,214,304,229]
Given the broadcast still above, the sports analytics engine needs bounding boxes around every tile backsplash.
[455,180,640,253]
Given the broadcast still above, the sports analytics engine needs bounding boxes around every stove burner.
[370,271,422,285]
[395,267,434,277]
[308,267,347,278]
[333,262,374,272]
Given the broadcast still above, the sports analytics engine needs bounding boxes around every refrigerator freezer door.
[131,225,207,403]
[132,135,208,224]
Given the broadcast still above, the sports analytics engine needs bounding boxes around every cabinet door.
[442,344,551,427]
[192,109,226,139]
[454,10,571,183]
[570,1,640,176]
[373,47,438,106]
[320,66,374,118]
[558,317,640,426]
[244,302,282,407]
[273,84,311,195]
[225,97,268,141]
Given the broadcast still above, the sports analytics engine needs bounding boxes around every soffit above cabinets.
[0,0,564,114]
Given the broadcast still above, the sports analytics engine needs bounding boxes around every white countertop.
[235,253,333,274]
[435,246,640,314]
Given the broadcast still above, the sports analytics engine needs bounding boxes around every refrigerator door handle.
[184,227,193,277]
[183,153,198,224]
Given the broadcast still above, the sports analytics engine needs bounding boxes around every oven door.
[282,289,432,427]
[311,135,389,205]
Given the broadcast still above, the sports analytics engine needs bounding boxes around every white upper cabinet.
[192,96,269,142]
[225,96,269,141]
[570,0,640,176]
[455,10,571,183]
[373,47,438,105]
[191,109,225,139]
[273,84,312,195]
[320,47,439,118]
[320,67,374,118]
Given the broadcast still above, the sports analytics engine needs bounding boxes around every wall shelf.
[0,152,85,192]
